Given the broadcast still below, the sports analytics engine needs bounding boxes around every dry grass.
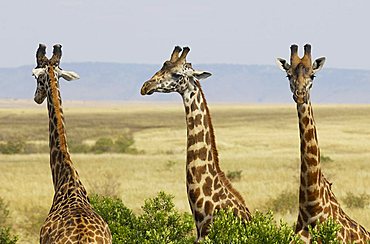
[0,100,369,243]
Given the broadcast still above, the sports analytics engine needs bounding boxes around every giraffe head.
[140,46,211,95]
[276,44,325,104]
[32,44,80,104]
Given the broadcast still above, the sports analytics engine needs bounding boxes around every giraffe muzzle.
[140,80,156,95]
[293,90,307,104]
[34,91,46,104]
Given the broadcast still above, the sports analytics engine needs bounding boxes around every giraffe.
[32,44,112,244]
[276,44,370,243]
[141,46,251,241]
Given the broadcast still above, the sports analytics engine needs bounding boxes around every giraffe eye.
[310,75,316,80]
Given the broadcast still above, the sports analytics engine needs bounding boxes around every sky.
[1,0,370,70]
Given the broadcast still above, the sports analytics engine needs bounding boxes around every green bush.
[342,192,370,209]
[226,170,242,182]
[90,195,136,243]
[0,198,18,244]
[114,135,135,153]
[91,137,115,154]
[308,218,341,244]
[0,140,25,154]
[264,190,297,214]
[202,209,342,244]
[68,139,90,153]
[137,192,194,243]
[0,131,138,154]
[320,154,333,163]
[201,209,301,244]
[89,134,137,154]
[0,227,18,244]
[91,192,195,244]
[165,160,177,170]
[91,193,342,244]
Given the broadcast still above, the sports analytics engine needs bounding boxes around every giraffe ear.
[276,58,290,72]
[312,57,326,73]
[57,69,80,81]
[192,70,212,80]
[32,68,46,79]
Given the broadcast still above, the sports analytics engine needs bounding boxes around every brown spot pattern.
[198,147,207,160]
[189,188,200,203]
[191,100,198,111]
[307,145,317,155]
[195,165,207,183]
[204,201,214,215]
[305,128,314,141]
[202,177,213,196]
[302,116,309,126]
[194,114,202,127]
[307,169,319,186]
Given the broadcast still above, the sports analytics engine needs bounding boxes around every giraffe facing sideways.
[32,44,112,244]
[276,44,370,243]
[141,46,251,241]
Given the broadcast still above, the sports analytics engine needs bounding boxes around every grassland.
[0,100,369,243]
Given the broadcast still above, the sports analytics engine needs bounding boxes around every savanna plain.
[0,100,369,243]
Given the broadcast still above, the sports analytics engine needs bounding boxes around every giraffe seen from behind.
[141,46,251,241]
[32,44,112,244]
[276,44,370,243]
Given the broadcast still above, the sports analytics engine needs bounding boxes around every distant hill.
[1,63,370,103]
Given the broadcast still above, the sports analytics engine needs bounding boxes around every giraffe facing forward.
[276,44,370,243]
[32,44,112,244]
[141,46,251,241]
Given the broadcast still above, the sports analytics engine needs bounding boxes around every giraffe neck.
[296,102,370,242]
[46,66,80,192]
[181,79,246,209]
[296,102,325,226]
[182,80,220,173]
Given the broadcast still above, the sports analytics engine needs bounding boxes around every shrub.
[90,194,136,243]
[226,170,242,182]
[264,190,297,214]
[91,192,342,244]
[342,192,370,209]
[90,192,195,244]
[0,227,18,244]
[137,192,194,243]
[68,139,90,153]
[0,198,18,243]
[165,160,177,170]
[91,137,115,154]
[90,134,137,154]
[320,154,333,163]
[0,140,25,154]
[308,218,342,244]
[114,135,135,153]
[202,209,301,244]
[202,209,341,244]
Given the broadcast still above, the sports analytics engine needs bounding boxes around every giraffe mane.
[48,65,69,157]
[195,80,246,206]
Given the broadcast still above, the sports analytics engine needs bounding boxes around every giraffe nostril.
[296,90,305,96]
